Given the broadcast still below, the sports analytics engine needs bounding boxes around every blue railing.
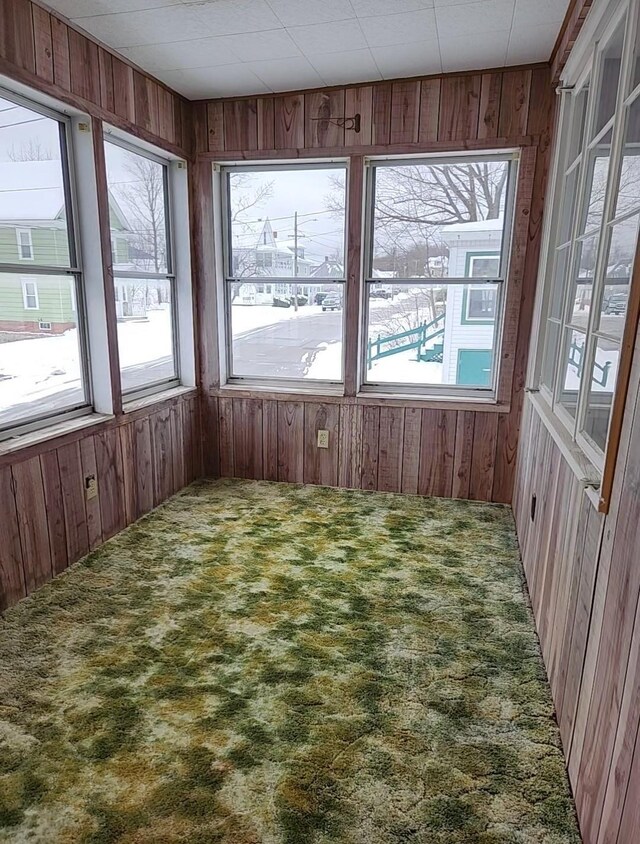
[367,313,445,370]
[568,340,612,387]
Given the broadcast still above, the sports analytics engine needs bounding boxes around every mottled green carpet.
[0,479,580,844]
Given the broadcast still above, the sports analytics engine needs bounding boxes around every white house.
[441,219,503,387]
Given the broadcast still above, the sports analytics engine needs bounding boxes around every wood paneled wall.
[0,0,190,155]
[193,66,555,504]
[207,396,509,500]
[0,0,199,614]
[194,65,546,156]
[0,392,202,612]
[513,323,640,844]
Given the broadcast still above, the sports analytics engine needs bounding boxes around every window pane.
[0,95,71,268]
[593,20,625,136]
[582,131,612,233]
[365,283,498,388]
[104,142,169,274]
[228,168,346,280]
[558,328,587,419]
[568,84,590,164]
[582,337,619,451]
[115,278,176,393]
[0,273,86,429]
[371,160,510,279]
[569,236,598,329]
[599,214,639,339]
[613,97,640,219]
[558,166,580,245]
[550,245,571,319]
[541,319,561,390]
[229,282,343,381]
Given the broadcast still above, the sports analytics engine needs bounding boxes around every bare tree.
[7,140,54,161]
[121,153,166,276]
[228,173,274,301]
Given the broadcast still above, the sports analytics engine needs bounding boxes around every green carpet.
[0,479,580,843]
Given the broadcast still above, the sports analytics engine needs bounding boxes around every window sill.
[122,384,198,415]
[356,391,509,412]
[0,411,113,462]
[218,383,345,402]
[528,391,601,492]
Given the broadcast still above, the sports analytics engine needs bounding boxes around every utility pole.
[293,210,299,312]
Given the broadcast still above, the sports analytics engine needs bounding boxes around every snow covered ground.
[0,308,175,422]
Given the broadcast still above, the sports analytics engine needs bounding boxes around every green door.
[457,349,493,387]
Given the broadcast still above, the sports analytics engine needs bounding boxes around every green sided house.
[0,160,133,337]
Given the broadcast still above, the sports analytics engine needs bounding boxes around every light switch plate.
[317,429,329,449]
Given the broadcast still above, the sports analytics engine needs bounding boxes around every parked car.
[289,294,308,306]
[603,291,628,314]
[314,292,329,305]
[322,293,342,311]
[272,296,291,308]
[370,289,391,299]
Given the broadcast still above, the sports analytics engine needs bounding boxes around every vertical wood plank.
[361,405,381,490]
[0,0,35,73]
[32,4,53,84]
[12,457,52,593]
[274,94,305,148]
[0,465,26,610]
[390,81,420,145]
[233,398,263,480]
[150,408,174,506]
[224,98,258,150]
[452,411,475,499]
[372,82,392,145]
[133,417,154,517]
[438,75,481,142]
[498,68,532,138]
[119,423,137,526]
[277,402,304,483]
[219,397,235,477]
[50,15,70,91]
[377,406,405,493]
[68,28,100,104]
[263,399,279,481]
[305,90,345,148]
[39,450,68,576]
[469,412,498,501]
[418,78,441,142]
[401,407,422,494]
[57,442,89,563]
[80,437,102,549]
[257,97,275,149]
[170,403,186,492]
[418,410,456,498]
[207,101,225,152]
[112,57,135,123]
[345,85,372,146]
[478,71,502,139]
[95,428,126,540]
[338,403,363,489]
[303,403,339,486]
[98,48,115,114]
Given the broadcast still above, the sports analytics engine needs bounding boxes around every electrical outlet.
[85,474,98,501]
[317,429,329,449]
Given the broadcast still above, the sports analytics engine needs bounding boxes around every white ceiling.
[45,0,571,99]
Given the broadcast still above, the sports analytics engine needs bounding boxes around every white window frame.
[533,0,640,474]
[21,278,39,310]
[16,228,34,261]
[0,86,93,441]
[360,152,518,399]
[103,133,185,402]
[218,160,348,391]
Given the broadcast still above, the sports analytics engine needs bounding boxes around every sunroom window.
[362,154,517,395]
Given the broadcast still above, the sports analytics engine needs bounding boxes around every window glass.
[223,164,347,384]
[568,84,590,164]
[558,328,587,419]
[0,94,72,267]
[541,319,561,390]
[104,139,177,395]
[599,214,639,339]
[593,20,625,136]
[582,131,612,234]
[0,93,88,434]
[228,168,346,280]
[613,96,640,219]
[582,337,619,450]
[569,236,598,328]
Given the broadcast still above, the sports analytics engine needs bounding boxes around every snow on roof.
[0,160,66,221]
[442,217,504,238]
